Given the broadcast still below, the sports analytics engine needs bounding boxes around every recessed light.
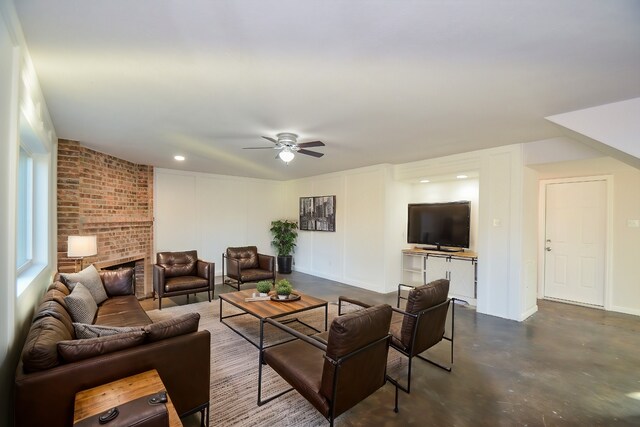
[420,179,430,183]
[174,155,185,161]
[456,175,468,179]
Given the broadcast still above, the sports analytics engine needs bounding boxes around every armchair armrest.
[263,318,327,352]
[224,254,241,278]
[153,264,166,296]
[257,253,275,272]
[197,260,215,289]
[338,296,372,315]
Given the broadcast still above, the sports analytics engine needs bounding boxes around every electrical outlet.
[627,219,640,228]
[493,218,502,227]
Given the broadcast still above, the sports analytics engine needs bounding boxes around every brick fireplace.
[57,140,154,298]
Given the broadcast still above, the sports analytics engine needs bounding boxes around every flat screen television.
[407,201,471,251]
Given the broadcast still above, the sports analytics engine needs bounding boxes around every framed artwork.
[299,195,336,232]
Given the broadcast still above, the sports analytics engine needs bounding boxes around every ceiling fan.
[243,132,325,163]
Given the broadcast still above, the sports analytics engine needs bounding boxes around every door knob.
[545,247,552,252]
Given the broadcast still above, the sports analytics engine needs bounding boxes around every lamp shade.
[67,235,97,257]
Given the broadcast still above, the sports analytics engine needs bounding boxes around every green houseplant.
[270,220,298,274]
[275,279,293,299]
[256,280,272,296]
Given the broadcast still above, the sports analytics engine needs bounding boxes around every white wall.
[0,3,57,426]
[154,168,288,271]
[529,157,640,316]
[288,165,392,293]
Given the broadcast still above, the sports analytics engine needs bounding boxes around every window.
[16,146,33,271]
[16,112,51,296]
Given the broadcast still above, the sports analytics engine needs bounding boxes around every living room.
[2,1,640,426]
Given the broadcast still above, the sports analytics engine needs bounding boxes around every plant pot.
[277,294,288,300]
[277,255,293,274]
[259,293,268,297]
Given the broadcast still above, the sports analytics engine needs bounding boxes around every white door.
[544,180,606,306]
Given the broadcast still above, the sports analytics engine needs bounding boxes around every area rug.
[147,300,404,427]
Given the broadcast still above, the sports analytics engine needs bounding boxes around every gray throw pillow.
[60,265,108,304]
[64,283,98,324]
[73,323,143,339]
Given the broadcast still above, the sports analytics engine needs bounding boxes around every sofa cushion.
[157,250,198,278]
[57,331,146,363]
[41,288,69,309]
[47,281,70,296]
[73,323,144,339]
[64,283,98,324]
[21,317,73,372]
[145,313,200,343]
[94,295,152,327]
[99,267,134,296]
[33,300,75,338]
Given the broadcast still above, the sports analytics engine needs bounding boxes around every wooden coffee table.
[219,289,328,349]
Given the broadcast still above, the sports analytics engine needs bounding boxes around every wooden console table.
[74,369,183,426]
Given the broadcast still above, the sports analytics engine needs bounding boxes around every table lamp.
[67,235,97,272]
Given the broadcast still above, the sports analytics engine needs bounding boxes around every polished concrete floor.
[141,272,640,426]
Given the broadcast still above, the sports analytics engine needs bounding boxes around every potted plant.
[270,219,298,274]
[256,280,272,297]
[275,279,293,300]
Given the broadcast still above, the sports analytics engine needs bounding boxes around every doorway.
[540,177,610,307]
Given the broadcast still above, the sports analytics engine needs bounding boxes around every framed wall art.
[299,195,336,232]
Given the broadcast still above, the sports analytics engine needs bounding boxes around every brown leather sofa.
[14,268,211,427]
[222,246,275,291]
[153,250,215,309]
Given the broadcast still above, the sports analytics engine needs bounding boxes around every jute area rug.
[147,300,404,427]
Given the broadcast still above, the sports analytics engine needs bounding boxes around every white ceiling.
[14,0,640,180]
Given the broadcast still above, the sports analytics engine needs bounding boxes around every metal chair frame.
[257,317,397,426]
[339,284,456,412]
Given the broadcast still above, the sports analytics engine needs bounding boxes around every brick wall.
[57,140,154,297]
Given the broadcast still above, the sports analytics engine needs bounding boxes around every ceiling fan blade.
[243,146,275,149]
[262,136,278,144]
[298,149,324,158]
[297,141,325,148]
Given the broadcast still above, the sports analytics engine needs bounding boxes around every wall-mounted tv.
[407,201,471,251]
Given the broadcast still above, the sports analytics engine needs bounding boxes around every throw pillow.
[64,283,98,324]
[57,331,146,363]
[73,323,143,339]
[60,265,108,304]
[145,312,200,342]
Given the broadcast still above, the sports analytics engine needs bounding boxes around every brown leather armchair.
[258,304,396,426]
[339,279,454,411]
[222,246,275,291]
[153,250,214,310]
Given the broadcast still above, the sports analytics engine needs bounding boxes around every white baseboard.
[519,305,538,321]
[608,305,640,317]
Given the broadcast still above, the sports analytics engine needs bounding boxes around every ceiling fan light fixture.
[279,148,295,163]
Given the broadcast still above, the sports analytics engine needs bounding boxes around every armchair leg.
[394,383,399,413]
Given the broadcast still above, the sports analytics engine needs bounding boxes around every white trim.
[608,305,640,317]
[519,304,538,321]
[538,175,613,310]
